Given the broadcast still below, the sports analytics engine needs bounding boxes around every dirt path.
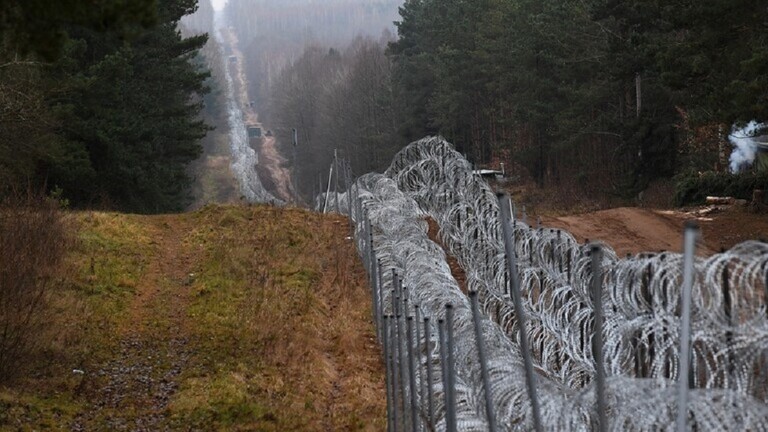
[541,207,709,256]
[540,206,768,257]
[221,28,295,203]
[72,216,197,431]
[257,136,293,201]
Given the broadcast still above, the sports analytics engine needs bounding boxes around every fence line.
[319,137,768,431]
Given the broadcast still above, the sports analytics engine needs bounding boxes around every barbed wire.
[320,137,768,430]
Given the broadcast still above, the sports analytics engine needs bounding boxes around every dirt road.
[541,206,768,257]
[72,215,197,431]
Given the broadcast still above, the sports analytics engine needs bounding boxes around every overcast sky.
[211,0,227,10]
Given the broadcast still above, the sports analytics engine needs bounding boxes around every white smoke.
[729,120,765,173]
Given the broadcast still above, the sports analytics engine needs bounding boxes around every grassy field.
[0,205,385,431]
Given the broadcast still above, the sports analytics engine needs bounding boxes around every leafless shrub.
[0,190,69,381]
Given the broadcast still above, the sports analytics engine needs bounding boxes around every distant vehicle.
[247,126,262,138]
[265,130,273,137]
[229,55,237,63]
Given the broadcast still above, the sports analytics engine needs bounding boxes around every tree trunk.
[752,189,765,213]
[635,72,642,118]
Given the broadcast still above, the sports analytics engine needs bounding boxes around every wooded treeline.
[227,0,401,108]
[389,0,768,197]
[225,0,404,200]
[241,0,767,202]
[268,38,402,199]
[0,0,212,212]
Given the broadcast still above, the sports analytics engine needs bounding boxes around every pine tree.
[49,0,210,212]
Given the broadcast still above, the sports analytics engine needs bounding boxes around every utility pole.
[334,148,340,213]
[292,128,298,205]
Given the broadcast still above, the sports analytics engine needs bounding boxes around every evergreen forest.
[250,0,768,204]
[0,0,211,212]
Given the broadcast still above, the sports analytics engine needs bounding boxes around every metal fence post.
[391,313,400,432]
[424,316,436,431]
[395,310,405,432]
[414,305,424,407]
[437,318,452,432]
[334,149,340,213]
[368,221,381,340]
[444,304,457,432]
[401,295,412,431]
[346,162,353,219]
[356,197,363,230]
[406,317,419,432]
[469,291,497,431]
[676,222,699,432]
[722,265,734,385]
[384,315,395,432]
[498,193,543,432]
[590,245,607,432]
[378,259,385,338]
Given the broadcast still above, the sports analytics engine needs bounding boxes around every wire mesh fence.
[318,137,768,431]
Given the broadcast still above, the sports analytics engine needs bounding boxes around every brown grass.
[0,204,385,430]
[171,205,385,431]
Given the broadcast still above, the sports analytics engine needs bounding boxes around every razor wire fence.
[317,137,768,431]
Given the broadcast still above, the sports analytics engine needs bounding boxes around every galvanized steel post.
[423,316,435,431]
[384,315,395,432]
[406,317,419,432]
[437,318,453,432]
[590,245,607,432]
[469,291,497,431]
[676,222,699,432]
[498,193,543,432]
[444,304,457,432]
[414,305,424,406]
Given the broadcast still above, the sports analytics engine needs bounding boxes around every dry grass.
[187,132,241,210]
[0,204,385,430]
[169,205,384,431]
[0,208,154,428]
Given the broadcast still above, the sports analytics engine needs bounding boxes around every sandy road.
[539,205,768,257]
[541,207,709,256]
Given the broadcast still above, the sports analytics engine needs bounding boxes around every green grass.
[0,392,82,431]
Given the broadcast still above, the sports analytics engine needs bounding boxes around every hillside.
[0,205,384,431]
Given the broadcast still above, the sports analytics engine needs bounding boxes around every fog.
[224,0,402,106]
[226,0,401,48]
